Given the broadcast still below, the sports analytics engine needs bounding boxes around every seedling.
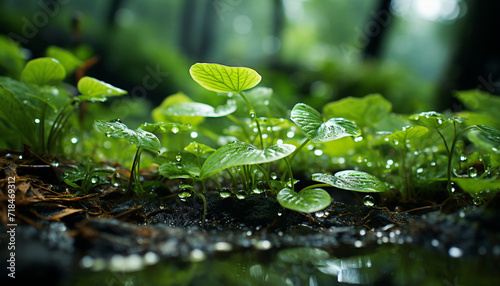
[95,120,161,194]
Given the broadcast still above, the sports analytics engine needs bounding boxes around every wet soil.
[1,147,500,285]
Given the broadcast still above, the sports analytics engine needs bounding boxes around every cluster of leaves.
[1,39,499,221]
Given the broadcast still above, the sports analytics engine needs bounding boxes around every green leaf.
[312,171,387,193]
[454,178,500,197]
[469,125,500,154]
[94,120,161,152]
[277,188,331,213]
[200,141,295,179]
[139,122,191,134]
[152,92,205,125]
[455,90,500,116]
[162,101,236,117]
[0,85,36,144]
[158,162,193,179]
[323,94,392,128]
[189,63,261,93]
[386,126,428,145]
[46,46,83,74]
[0,35,25,77]
[78,76,127,102]
[409,111,450,129]
[291,103,361,143]
[20,57,66,85]
[184,142,215,156]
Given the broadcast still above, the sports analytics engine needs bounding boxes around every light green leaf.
[158,162,193,179]
[94,120,161,152]
[184,142,215,156]
[20,57,66,85]
[78,76,127,102]
[200,141,295,179]
[277,188,331,213]
[455,90,500,116]
[291,103,361,143]
[323,94,391,128]
[312,171,387,193]
[0,85,36,144]
[454,178,500,197]
[46,46,83,74]
[162,101,236,117]
[152,92,205,125]
[139,122,191,134]
[410,111,450,129]
[386,126,428,144]
[189,63,261,93]
[469,125,500,154]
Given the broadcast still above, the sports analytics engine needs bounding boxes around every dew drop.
[34,118,40,124]
[270,172,278,180]
[71,137,78,144]
[468,167,478,178]
[90,176,99,184]
[190,131,198,138]
[286,131,295,138]
[363,195,375,207]
[171,126,180,134]
[354,136,363,142]
[175,154,182,162]
[178,191,192,201]
[249,111,256,118]
[459,155,467,162]
[219,189,232,198]
[315,211,324,218]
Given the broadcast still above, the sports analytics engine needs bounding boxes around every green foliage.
[200,141,295,179]
[95,120,161,152]
[78,76,127,102]
[312,171,387,193]
[277,188,331,213]
[20,57,66,85]
[189,63,261,93]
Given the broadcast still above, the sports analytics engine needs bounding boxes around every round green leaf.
[312,171,387,193]
[291,103,361,143]
[78,76,127,102]
[20,57,66,85]
[200,141,295,179]
[277,188,331,213]
[184,142,215,155]
[189,63,261,93]
[46,46,83,74]
[95,120,161,152]
[162,101,236,117]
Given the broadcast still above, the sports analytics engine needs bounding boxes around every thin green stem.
[283,158,295,191]
[196,192,207,229]
[254,164,273,192]
[446,124,479,196]
[480,165,499,179]
[40,103,47,153]
[128,147,143,193]
[281,138,310,181]
[238,92,264,149]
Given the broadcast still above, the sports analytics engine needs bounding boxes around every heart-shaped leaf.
[200,141,295,179]
[312,171,387,192]
[78,77,127,102]
[277,188,331,213]
[291,103,361,143]
[21,57,66,85]
[386,126,428,145]
[162,101,237,117]
[95,120,161,152]
[184,142,215,156]
[189,63,261,93]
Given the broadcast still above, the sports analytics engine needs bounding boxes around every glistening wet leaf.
[312,171,387,193]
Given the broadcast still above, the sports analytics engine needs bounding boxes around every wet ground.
[1,148,500,285]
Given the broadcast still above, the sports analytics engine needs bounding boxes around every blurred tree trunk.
[363,0,392,59]
[443,0,500,109]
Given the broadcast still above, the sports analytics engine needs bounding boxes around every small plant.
[94,120,161,194]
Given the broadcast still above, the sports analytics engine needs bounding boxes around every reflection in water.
[72,244,500,286]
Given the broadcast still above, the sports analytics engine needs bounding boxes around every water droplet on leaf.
[468,167,478,178]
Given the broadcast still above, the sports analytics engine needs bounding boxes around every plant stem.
[128,147,143,193]
[254,164,273,192]
[40,103,47,153]
[197,192,207,229]
[226,114,252,143]
[238,92,264,149]
[281,138,310,181]
[283,158,295,191]
[446,124,478,196]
